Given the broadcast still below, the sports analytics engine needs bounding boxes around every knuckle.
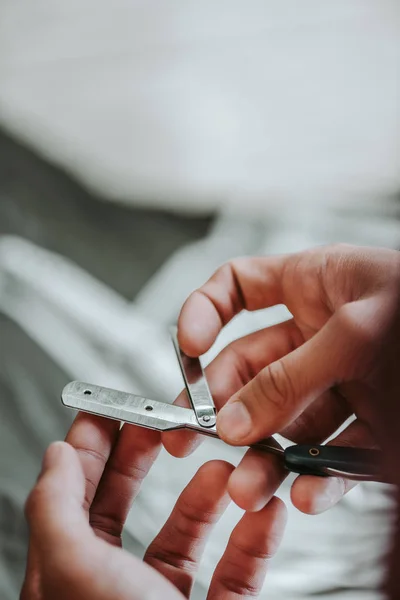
[89,512,124,540]
[177,494,215,528]
[225,342,256,388]
[256,361,295,413]
[226,259,247,313]
[74,445,108,467]
[215,260,236,284]
[41,563,84,599]
[25,484,46,522]
[82,476,97,512]
[109,457,146,484]
[227,256,246,275]
[282,410,317,444]
[145,544,197,573]
[218,572,260,597]
[328,242,352,254]
[336,303,358,331]
[336,305,378,379]
[232,540,275,561]
[337,304,376,351]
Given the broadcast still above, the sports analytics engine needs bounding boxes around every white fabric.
[1,1,399,212]
[1,3,399,594]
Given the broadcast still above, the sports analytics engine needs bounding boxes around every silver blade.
[170,326,216,428]
[61,381,284,457]
[61,381,200,432]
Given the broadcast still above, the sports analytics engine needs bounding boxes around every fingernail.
[312,479,344,514]
[42,442,63,470]
[217,402,252,442]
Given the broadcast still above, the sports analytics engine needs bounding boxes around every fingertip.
[42,441,64,471]
[227,449,287,512]
[180,460,234,516]
[262,496,288,551]
[189,460,235,501]
[260,496,288,539]
[261,495,288,533]
[162,390,204,457]
[228,467,270,512]
[269,495,288,518]
[290,475,345,515]
[197,459,235,486]
[216,401,253,445]
[178,292,221,357]
[233,496,288,560]
[176,325,205,358]
[161,430,202,458]
[39,441,85,503]
[42,441,77,472]
[26,443,87,545]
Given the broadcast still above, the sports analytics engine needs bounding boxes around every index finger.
[178,255,288,357]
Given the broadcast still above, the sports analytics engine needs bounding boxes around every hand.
[162,244,400,514]
[21,413,287,600]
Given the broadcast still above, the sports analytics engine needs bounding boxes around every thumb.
[216,302,375,445]
[26,442,92,554]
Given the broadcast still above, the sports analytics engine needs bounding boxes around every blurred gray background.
[1,1,400,599]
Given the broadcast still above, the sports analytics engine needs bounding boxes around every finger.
[178,255,289,356]
[26,443,185,600]
[20,539,42,600]
[22,442,90,600]
[25,442,92,557]
[163,320,303,458]
[228,450,288,512]
[217,299,377,445]
[161,390,202,459]
[144,460,234,598]
[291,419,377,515]
[227,389,351,512]
[207,497,287,600]
[89,424,161,545]
[168,362,351,459]
[20,444,90,600]
[65,412,120,512]
[280,387,352,444]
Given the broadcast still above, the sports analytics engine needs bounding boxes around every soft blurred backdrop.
[1,1,400,598]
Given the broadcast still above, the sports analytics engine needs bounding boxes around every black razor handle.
[284,445,383,481]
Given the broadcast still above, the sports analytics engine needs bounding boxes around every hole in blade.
[145,405,153,411]
[84,390,92,396]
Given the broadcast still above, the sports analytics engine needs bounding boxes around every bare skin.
[162,244,400,514]
[22,243,400,599]
[21,414,287,600]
